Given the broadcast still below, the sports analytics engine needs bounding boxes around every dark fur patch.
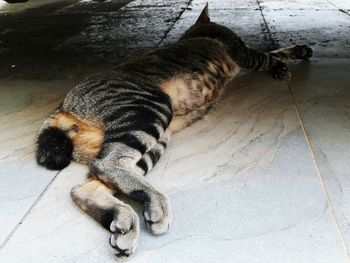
[148,151,161,165]
[136,158,149,174]
[36,127,73,170]
[129,190,150,203]
[99,207,116,230]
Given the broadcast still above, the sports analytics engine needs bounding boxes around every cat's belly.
[159,62,239,117]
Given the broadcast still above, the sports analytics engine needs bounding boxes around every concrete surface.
[0,0,349,262]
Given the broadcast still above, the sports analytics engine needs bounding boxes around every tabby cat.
[35,4,313,259]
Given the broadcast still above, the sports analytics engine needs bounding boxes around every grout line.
[287,83,350,261]
[156,0,193,47]
[258,0,349,256]
[256,0,278,49]
[325,0,350,16]
[0,170,61,250]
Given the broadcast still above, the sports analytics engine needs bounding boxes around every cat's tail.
[35,124,73,170]
[35,110,103,170]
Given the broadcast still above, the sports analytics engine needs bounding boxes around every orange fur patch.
[49,112,104,161]
[159,77,189,112]
[160,57,239,117]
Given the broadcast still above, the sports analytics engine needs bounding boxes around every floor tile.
[0,72,347,262]
[1,0,349,262]
[0,0,190,79]
[289,58,350,257]
[0,79,74,245]
[163,2,274,51]
[260,0,337,10]
[190,0,259,10]
[327,0,350,15]
[262,9,350,58]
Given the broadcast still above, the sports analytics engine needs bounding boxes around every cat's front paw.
[295,44,313,59]
[271,62,291,81]
[144,192,172,235]
[109,205,140,259]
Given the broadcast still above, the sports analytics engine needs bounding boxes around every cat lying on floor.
[35,4,312,259]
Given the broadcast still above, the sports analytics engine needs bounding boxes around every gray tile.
[51,0,191,61]
[0,0,190,79]
[260,0,337,10]
[190,0,259,10]
[0,72,347,262]
[163,7,274,51]
[262,9,350,58]
[289,58,350,257]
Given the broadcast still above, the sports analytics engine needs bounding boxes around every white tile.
[327,0,350,14]
[0,72,347,262]
[289,58,350,257]
[0,80,73,245]
[0,160,57,246]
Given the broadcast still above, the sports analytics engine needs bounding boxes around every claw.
[143,193,172,236]
[109,207,140,259]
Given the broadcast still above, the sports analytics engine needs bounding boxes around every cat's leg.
[92,143,171,236]
[269,44,313,63]
[239,44,313,80]
[168,101,217,133]
[267,44,313,80]
[135,129,171,175]
[70,177,139,258]
[238,47,292,81]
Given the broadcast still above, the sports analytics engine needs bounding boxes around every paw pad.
[272,62,291,81]
[143,193,172,236]
[297,44,313,59]
[109,206,140,258]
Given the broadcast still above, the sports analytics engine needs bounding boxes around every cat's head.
[180,3,212,39]
[181,3,234,43]
[195,2,211,24]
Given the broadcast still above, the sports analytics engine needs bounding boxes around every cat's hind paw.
[271,62,292,81]
[144,192,172,236]
[109,205,140,259]
[295,44,313,60]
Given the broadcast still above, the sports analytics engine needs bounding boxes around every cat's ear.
[195,3,210,24]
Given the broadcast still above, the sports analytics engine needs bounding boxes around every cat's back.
[118,37,234,83]
[62,72,172,123]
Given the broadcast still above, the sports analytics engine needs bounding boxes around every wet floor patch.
[0,0,191,80]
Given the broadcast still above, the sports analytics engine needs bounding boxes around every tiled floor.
[0,79,73,245]
[289,58,350,257]
[0,0,349,262]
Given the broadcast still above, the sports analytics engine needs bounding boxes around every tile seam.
[0,170,61,251]
[256,0,278,49]
[157,0,193,47]
[258,0,349,256]
[287,82,350,262]
[325,0,350,16]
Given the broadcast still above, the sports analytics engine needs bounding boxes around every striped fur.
[35,3,312,259]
